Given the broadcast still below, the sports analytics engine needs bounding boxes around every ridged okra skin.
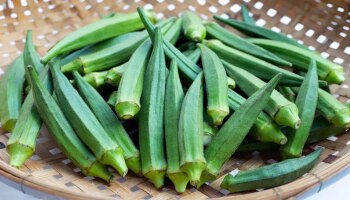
[164,59,189,193]
[50,63,128,177]
[26,65,112,182]
[181,11,206,42]
[73,72,141,175]
[23,30,44,78]
[139,28,167,188]
[43,11,157,63]
[0,55,25,132]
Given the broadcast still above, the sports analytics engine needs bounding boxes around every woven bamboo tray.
[0,0,350,199]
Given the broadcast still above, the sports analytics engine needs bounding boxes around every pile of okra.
[1,6,348,193]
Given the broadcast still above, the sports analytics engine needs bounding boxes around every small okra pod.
[51,62,128,177]
[223,61,301,129]
[164,59,189,193]
[221,148,323,193]
[178,73,206,185]
[0,55,25,132]
[181,11,206,42]
[198,44,229,125]
[139,28,167,188]
[281,60,319,159]
[73,72,141,175]
[26,65,112,182]
[199,74,281,186]
[43,11,157,63]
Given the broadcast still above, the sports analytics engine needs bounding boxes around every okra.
[178,73,206,185]
[203,39,305,86]
[224,61,301,129]
[164,18,183,45]
[107,91,118,108]
[23,30,44,76]
[51,63,128,176]
[199,74,281,186]
[317,88,350,128]
[0,55,25,132]
[214,15,308,50]
[73,72,141,174]
[277,86,296,102]
[228,90,287,145]
[205,22,291,66]
[240,4,255,24]
[7,66,52,168]
[105,62,128,87]
[43,11,157,63]
[115,19,179,119]
[203,113,218,146]
[61,31,148,74]
[281,60,319,159]
[83,71,108,88]
[249,38,345,84]
[182,11,206,42]
[198,44,229,125]
[227,77,236,89]
[221,148,323,193]
[139,28,167,188]
[26,65,112,182]
[183,48,201,64]
[164,59,189,193]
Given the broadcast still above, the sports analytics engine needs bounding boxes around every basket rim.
[0,151,349,200]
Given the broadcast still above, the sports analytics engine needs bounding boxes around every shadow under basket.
[1,0,350,199]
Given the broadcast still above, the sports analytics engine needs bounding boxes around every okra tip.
[60,59,83,73]
[274,104,301,129]
[181,161,206,185]
[168,172,190,193]
[126,156,142,175]
[87,161,113,183]
[258,123,288,145]
[325,69,345,85]
[7,143,33,168]
[115,101,140,120]
[144,170,166,189]
[101,149,128,177]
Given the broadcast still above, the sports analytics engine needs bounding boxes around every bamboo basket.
[0,0,350,199]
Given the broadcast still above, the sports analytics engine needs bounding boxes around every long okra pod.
[198,44,229,125]
[182,11,206,42]
[26,66,112,182]
[221,148,323,193]
[0,55,25,132]
[223,61,301,129]
[139,28,167,188]
[51,63,128,176]
[249,39,345,84]
[199,74,281,186]
[164,59,189,192]
[23,30,44,76]
[43,11,157,63]
[281,60,319,158]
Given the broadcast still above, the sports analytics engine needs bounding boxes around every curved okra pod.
[223,61,301,129]
[26,65,112,182]
[164,59,189,193]
[51,62,128,177]
[221,148,323,193]
[43,11,157,63]
[199,74,281,187]
[139,28,167,188]
[281,60,319,159]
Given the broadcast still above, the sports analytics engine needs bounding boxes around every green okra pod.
[26,65,112,182]
[23,30,44,76]
[105,62,128,87]
[43,11,157,63]
[205,22,291,66]
[51,63,128,176]
[198,44,229,125]
[224,61,301,129]
[83,71,108,88]
[139,28,167,188]
[182,11,206,42]
[240,4,255,24]
[281,60,319,159]
[199,74,281,186]
[0,55,25,132]
[73,72,141,175]
[107,91,118,108]
[164,59,189,193]
[221,148,323,193]
[277,86,296,102]
[249,39,345,84]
